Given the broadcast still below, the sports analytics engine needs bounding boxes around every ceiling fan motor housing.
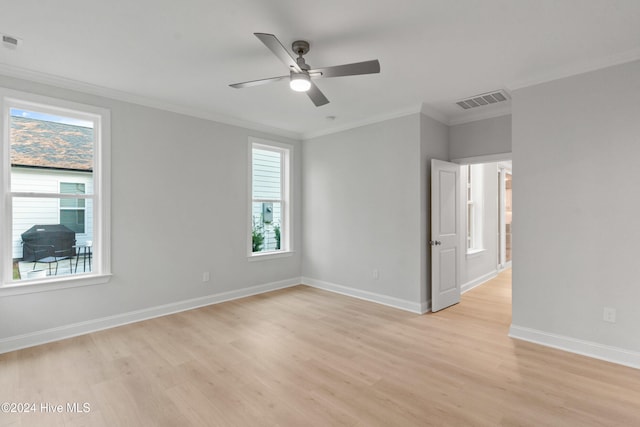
[292,40,310,56]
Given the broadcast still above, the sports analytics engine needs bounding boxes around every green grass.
[13,261,20,280]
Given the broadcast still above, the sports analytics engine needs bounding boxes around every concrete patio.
[17,251,92,280]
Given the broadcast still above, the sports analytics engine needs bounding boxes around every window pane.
[60,198,85,208]
[252,148,281,200]
[12,197,94,280]
[60,209,85,233]
[11,197,94,280]
[60,182,86,194]
[10,108,94,193]
[250,142,289,256]
[467,203,473,249]
[251,201,282,252]
[60,182,86,209]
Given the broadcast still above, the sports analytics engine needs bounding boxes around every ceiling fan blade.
[310,60,380,78]
[229,75,288,89]
[306,82,329,107]
[254,33,301,72]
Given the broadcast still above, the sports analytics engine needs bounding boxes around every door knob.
[429,240,442,246]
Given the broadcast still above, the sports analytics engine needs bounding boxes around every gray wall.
[0,74,302,339]
[512,59,640,352]
[450,115,511,161]
[301,113,450,310]
[302,114,424,306]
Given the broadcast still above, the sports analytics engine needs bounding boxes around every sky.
[10,108,93,128]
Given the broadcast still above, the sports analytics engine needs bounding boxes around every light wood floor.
[2,270,640,426]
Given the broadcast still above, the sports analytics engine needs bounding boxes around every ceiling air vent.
[456,90,510,110]
[2,34,19,49]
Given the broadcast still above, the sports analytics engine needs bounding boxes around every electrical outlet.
[202,272,211,282]
[603,307,616,323]
[373,269,379,280]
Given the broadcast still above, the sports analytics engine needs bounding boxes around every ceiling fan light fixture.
[290,72,311,92]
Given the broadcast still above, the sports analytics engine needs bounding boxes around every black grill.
[21,224,75,261]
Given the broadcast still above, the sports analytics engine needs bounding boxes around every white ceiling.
[1,0,639,139]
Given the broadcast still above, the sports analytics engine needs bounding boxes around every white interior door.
[431,159,461,312]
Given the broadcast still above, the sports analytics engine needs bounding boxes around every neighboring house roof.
[10,116,93,171]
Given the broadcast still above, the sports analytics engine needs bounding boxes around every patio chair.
[22,242,74,276]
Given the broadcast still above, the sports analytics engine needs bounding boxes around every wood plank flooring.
[2,269,640,426]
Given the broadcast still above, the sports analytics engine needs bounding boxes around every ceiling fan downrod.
[292,40,310,70]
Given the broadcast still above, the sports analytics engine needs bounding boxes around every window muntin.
[250,141,290,256]
[1,90,110,289]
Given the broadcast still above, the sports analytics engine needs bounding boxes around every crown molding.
[0,63,302,140]
[419,103,450,125]
[448,105,512,126]
[302,104,425,140]
[507,47,640,91]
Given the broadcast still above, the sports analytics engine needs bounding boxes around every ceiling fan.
[229,33,380,107]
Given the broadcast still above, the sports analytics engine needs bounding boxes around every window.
[1,88,110,291]
[60,182,86,233]
[249,139,291,256]
[466,164,484,253]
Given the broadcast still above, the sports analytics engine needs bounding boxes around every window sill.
[0,273,112,296]
[248,250,294,262]
[466,248,487,259]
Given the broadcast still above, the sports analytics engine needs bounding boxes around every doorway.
[431,157,513,312]
[457,159,512,293]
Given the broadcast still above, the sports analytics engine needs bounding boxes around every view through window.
[4,100,101,283]
[250,142,290,255]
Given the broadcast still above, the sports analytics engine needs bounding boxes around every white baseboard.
[461,270,498,294]
[302,276,427,314]
[509,324,640,370]
[498,261,512,271]
[0,277,300,354]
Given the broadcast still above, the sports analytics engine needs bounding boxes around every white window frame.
[466,165,475,250]
[0,88,111,295]
[248,138,292,260]
[465,164,485,256]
